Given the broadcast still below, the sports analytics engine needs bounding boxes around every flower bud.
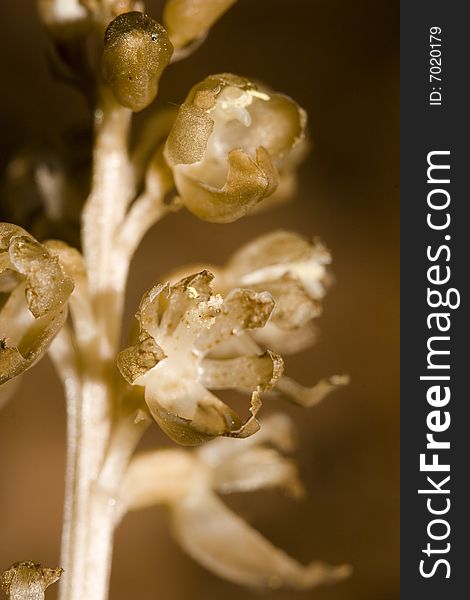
[102,12,173,112]
[164,74,307,223]
[163,0,237,48]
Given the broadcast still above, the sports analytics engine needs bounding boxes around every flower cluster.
[1,2,351,597]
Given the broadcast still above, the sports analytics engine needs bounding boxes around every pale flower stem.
[58,86,135,600]
[82,85,132,358]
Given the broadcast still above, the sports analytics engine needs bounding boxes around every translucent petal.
[0,306,68,386]
[200,351,283,391]
[0,225,73,386]
[121,449,199,511]
[277,374,350,407]
[171,491,351,589]
[144,384,261,446]
[197,412,297,465]
[8,235,73,319]
[196,288,275,352]
[251,321,317,355]
[246,275,320,329]
[174,147,278,223]
[212,447,304,498]
[159,271,214,337]
[226,230,326,282]
[117,333,166,384]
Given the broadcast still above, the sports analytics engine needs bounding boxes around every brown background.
[0,1,399,599]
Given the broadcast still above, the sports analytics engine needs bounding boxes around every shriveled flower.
[2,561,62,600]
[117,270,283,445]
[119,413,351,590]
[0,223,73,387]
[164,74,307,223]
[102,12,174,112]
[163,0,237,49]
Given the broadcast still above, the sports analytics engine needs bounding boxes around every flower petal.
[277,374,350,407]
[226,230,331,300]
[117,332,166,384]
[173,147,278,223]
[0,224,73,386]
[197,412,298,466]
[200,351,283,391]
[171,491,351,589]
[8,234,73,318]
[145,384,261,446]
[121,449,199,512]
[251,321,317,355]
[212,447,304,498]
[0,305,68,386]
[197,288,275,352]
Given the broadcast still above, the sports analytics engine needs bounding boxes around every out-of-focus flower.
[102,12,173,112]
[117,270,283,445]
[164,74,307,223]
[221,230,331,353]
[37,0,92,39]
[0,223,73,387]
[163,0,237,49]
[120,413,350,589]
[2,561,62,600]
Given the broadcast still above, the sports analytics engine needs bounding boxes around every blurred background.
[0,1,399,599]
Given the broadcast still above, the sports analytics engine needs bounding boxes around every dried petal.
[102,12,173,112]
[2,561,62,600]
[171,491,350,589]
[163,0,237,48]
[117,332,166,384]
[226,230,331,300]
[165,75,306,222]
